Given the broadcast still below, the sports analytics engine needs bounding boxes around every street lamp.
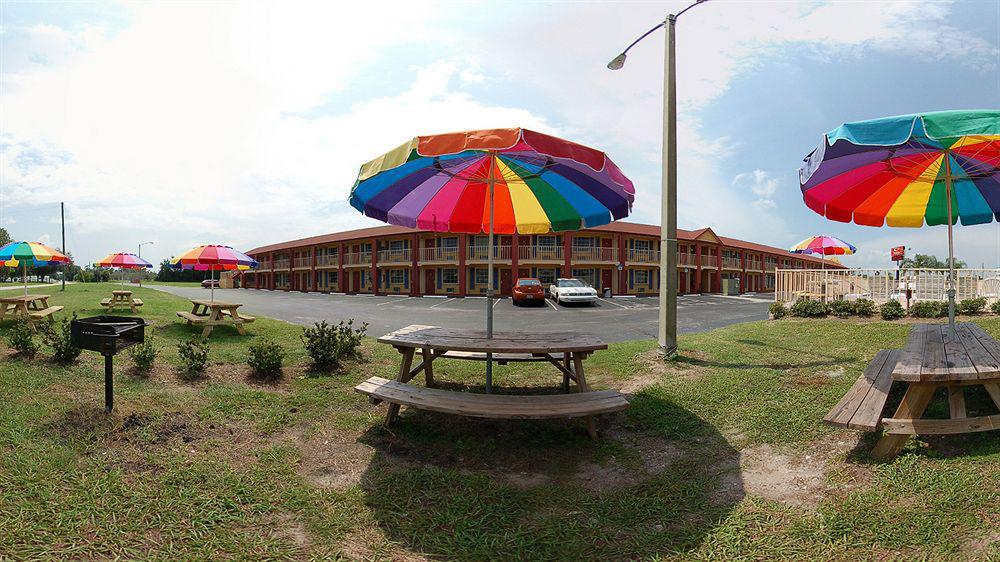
[138,241,153,287]
[607,0,709,357]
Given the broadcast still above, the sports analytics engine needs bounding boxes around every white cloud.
[733,169,779,210]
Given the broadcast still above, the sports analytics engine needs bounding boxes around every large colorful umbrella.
[350,127,635,391]
[95,252,153,287]
[0,241,71,296]
[790,235,856,271]
[799,109,999,332]
[169,245,257,301]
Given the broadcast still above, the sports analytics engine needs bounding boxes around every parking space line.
[376,297,415,306]
[545,298,558,311]
[428,298,453,308]
[597,297,628,309]
[492,299,501,308]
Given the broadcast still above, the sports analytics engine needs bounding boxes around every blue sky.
[1,0,998,268]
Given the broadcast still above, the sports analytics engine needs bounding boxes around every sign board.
[891,246,905,262]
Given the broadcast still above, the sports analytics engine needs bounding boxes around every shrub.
[909,300,944,318]
[957,297,987,315]
[42,313,81,363]
[790,299,828,318]
[7,317,38,356]
[828,300,855,318]
[177,337,209,379]
[247,337,285,380]
[301,319,368,370]
[128,336,158,374]
[992,300,1000,315]
[853,299,876,317]
[880,300,905,321]
[768,302,787,319]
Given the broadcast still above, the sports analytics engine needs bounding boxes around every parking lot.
[151,285,772,343]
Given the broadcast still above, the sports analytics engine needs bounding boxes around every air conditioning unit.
[721,278,740,296]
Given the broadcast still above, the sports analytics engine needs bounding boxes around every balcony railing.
[377,249,411,263]
[419,247,459,262]
[315,254,338,267]
[721,257,742,269]
[257,261,273,271]
[467,245,511,261]
[678,253,695,266]
[765,263,777,272]
[625,249,659,263]
[570,247,617,262]
[518,245,563,261]
[342,252,372,266]
[293,257,312,269]
[272,259,290,270]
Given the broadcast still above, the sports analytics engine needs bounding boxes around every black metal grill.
[70,316,149,413]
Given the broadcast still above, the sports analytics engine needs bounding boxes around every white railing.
[293,257,312,268]
[419,247,459,262]
[316,254,338,267]
[775,268,1000,305]
[272,259,290,270]
[377,249,411,264]
[518,245,563,261]
[467,245,511,261]
[342,252,371,266]
[721,257,742,269]
[625,249,659,263]
[570,247,618,262]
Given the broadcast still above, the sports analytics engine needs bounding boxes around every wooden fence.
[775,268,1000,305]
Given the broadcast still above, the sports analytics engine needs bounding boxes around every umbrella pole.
[23,261,27,297]
[486,152,496,394]
[944,152,956,337]
[211,268,216,302]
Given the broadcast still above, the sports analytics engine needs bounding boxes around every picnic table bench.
[101,290,144,313]
[0,294,62,332]
[176,299,255,338]
[825,323,1000,459]
[356,325,628,439]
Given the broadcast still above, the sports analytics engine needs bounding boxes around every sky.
[1,0,999,269]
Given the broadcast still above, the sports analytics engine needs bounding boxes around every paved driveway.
[147,286,771,343]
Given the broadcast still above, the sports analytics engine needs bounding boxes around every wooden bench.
[132,298,144,307]
[356,376,629,421]
[27,306,64,331]
[824,349,900,431]
[100,298,112,306]
[176,311,204,324]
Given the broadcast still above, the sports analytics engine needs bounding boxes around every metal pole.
[486,152,496,393]
[944,152,956,337]
[658,14,678,357]
[104,354,114,413]
[60,202,66,292]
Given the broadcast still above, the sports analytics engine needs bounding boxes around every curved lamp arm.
[607,0,709,70]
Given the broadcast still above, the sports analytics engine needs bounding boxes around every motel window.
[572,237,595,249]
[572,268,596,287]
[630,239,651,252]
[388,240,406,252]
[536,268,557,284]
[634,269,650,285]
[328,271,338,285]
[361,270,370,286]
[474,268,489,286]
[536,235,558,248]
[389,269,406,285]
[438,237,458,250]
[441,268,458,285]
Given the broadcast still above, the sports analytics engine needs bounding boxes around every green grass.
[1,283,998,560]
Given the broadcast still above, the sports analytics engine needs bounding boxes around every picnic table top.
[0,294,49,303]
[112,290,133,296]
[191,299,242,308]
[892,322,1000,383]
[379,324,608,354]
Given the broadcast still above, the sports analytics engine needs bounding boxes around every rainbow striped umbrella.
[790,235,856,256]
[0,241,71,296]
[349,128,634,391]
[799,109,999,331]
[95,253,153,287]
[170,245,257,301]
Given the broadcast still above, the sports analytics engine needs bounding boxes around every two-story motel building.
[240,222,840,297]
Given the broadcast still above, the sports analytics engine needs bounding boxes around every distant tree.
[155,258,208,282]
[0,227,11,247]
[901,253,965,269]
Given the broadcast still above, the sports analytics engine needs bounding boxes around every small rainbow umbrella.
[0,241,71,296]
[350,127,634,391]
[95,253,153,287]
[169,245,257,301]
[799,109,999,331]
[790,235,856,270]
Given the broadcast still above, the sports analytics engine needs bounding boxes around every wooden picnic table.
[175,299,255,338]
[0,294,62,331]
[358,325,627,439]
[872,322,1000,458]
[101,290,144,313]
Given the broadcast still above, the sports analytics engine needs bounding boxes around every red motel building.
[241,222,839,297]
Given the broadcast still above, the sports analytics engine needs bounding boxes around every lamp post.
[607,0,709,357]
[138,241,153,287]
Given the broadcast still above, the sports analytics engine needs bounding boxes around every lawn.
[1,283,998,560]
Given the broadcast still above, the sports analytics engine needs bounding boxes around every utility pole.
[61,202,66,292]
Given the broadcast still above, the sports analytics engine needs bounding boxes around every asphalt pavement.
[148,285,772,343]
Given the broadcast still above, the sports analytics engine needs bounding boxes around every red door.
[600,237,613,261]
[500,269,512,295]
[425,269,436,295]
[351,271,360,293]
[601,269,613,292]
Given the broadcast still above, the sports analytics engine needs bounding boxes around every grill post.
[104,354,114,413]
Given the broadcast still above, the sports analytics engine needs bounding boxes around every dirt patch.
[626,349,710,393]
[277,424,376,490]
[132,361,295,392]
[962,528,1000,559]
[339,527,430,562]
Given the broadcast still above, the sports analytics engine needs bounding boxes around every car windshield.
[559,279,586,287]
[517,279,540,286]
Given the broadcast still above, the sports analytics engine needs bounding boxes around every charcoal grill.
[71,316,149,413]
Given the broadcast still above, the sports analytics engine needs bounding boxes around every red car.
[512,278,544,306]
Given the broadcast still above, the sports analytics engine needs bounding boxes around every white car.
[549,278,598,305]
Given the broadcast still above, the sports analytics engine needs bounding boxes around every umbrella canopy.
[349,128,634,233]
[799,109,999,332]
[349,128,634,391]
[170,245,258,301]
[0,241,71,296]
[95,252,153,287]
[790,235,857,256]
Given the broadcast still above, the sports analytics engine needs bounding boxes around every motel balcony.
[765,264,777,272]
[517,245,563,262]
[678,253,695,267]
[315,255,338,268]
[272,259,290,270]
[467,245,512,262]
[292,257,312,269]
[624,249,659,264]
[747,261,764,272]
[377,249,412,264]
[342,252,372,267]
[257,261,273,271]
[721,257,742,270]
[569,247,618,263]
[419,247,459,263]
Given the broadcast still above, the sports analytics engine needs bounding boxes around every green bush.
[301,319,368,370]
[992,300,1000,315]
[7,317,38,356]
[828,300,854,318]
[177,338,209,379]
[246,337,285,380]
[853,299,876,317]
[879,300,905,321]
[790,299,828,318]
[957,297,987,315]
[128,336,158,375]
[909,301,944,318]
[768,302,787,319]
[42,313,81,363]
